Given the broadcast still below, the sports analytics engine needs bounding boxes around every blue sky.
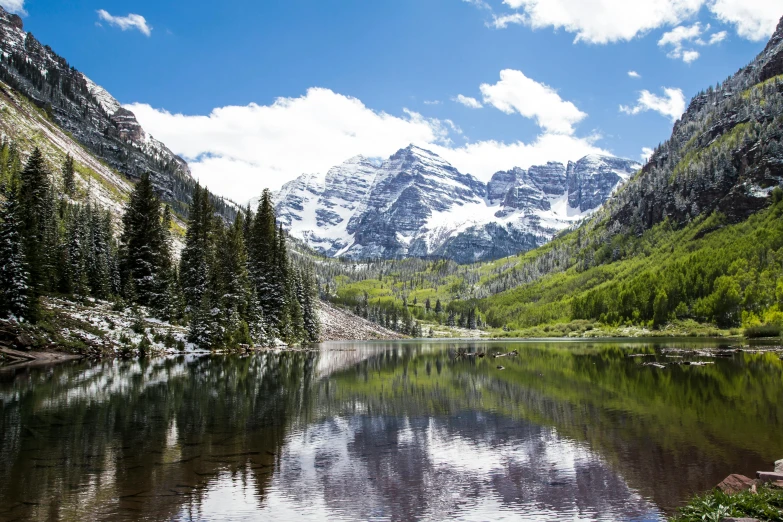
[3,0,782,200]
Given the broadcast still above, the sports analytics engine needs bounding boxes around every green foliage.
[119,172,169,309]
[0,178,30,319]
[61,153,75,195]
[18,148,56,318]
[671,486,783,522]
[744,324,782,338]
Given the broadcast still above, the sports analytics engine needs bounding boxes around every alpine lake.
[1,339,782,521]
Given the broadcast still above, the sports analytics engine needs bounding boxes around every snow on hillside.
[0,79,186,253]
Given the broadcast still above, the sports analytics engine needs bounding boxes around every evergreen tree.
[119,172,168,309]
[249,189,281,328]
[277,227,303,344]
[0,180,31,319]
[66,204,89,297]
[180,184,213,313]
[88,205,113,299]
[62,153,75,195]
[18,148,56,310]
[214,215,254,346]
[0,141,21,186]
[301,265,320,343]
[246,289,268,346]
[189,292,219,347]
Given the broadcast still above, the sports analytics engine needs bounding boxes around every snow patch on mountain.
[269,145,640,263]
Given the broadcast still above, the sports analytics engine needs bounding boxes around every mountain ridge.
[0,6,234,220]
[273,144,640,263]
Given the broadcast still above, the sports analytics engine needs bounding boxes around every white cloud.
[641,147,655,162]
[490,13,527,28]
[0,0,26,15]
[628,71,642,78]
[423,100,442,105]
[129,86,606,200]
[96,10,152,36]
[462,0,492,10]
[452,94,484,109]
[658,22,730,62]
[128,88,451,200]
[490,0,782,43]
[480,69,587,135]
[431,134,608,181]
[620,87,687,122]
[709,30,728,43]
[658,22,705,47]
[498,0,704,44]
[708,0,783,41]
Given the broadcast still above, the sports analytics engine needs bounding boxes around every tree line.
[0,142,319,348]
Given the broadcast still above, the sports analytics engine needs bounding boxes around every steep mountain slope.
[602,17,783,234]
[0,6,234,220]
[275,145,639,263]
[0,75,132,216]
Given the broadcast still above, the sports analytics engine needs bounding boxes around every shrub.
[671,485,783,521]
[744,324,782,338]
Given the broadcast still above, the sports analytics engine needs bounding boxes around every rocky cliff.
[0,6,234,219]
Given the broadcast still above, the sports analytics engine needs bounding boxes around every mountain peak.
[396,144,439,159]
[764,14,783,54]
[0,6,23,30]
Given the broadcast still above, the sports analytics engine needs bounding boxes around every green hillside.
[318,190,783,338]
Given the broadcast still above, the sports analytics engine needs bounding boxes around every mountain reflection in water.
[0,340,781,521]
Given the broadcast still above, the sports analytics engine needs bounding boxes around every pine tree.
[214,215,254,346]
[248,190,281,328]
[0,180,31,319]
[189,292,218,347]
[161,266,184,324]
[0,141,21,186]
[62,153,75,195]
[301,265,320,343]
[180,184,213,313]
[119,172,169,309]
[18,148,56,310]
[67,204,89,297]
[88,205,113,299]
[246,289,268,346]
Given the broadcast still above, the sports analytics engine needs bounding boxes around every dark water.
[1,340,782,521]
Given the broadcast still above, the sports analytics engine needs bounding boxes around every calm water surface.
[1,340,782,521]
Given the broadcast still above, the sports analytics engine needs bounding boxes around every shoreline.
[3,335,780,371]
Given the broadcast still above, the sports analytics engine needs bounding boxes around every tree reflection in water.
[0,340,780,521]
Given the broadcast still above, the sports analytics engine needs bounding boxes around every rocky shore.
[673,459,783,521]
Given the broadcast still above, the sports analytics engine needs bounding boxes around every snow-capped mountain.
[274,145,640,263]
